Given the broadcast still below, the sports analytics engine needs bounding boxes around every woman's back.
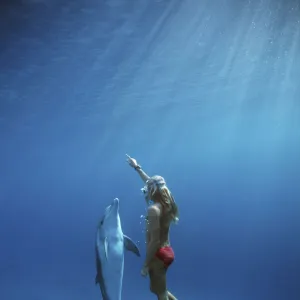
[156,202,172,247]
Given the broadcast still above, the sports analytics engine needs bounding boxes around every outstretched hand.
[126,154,139,169]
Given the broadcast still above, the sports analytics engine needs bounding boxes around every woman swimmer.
[126,154,179,300]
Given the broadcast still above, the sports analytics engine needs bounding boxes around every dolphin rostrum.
[95,198,140,300]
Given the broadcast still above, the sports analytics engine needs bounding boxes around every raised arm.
[126,154,150,183]
[134,165,150,183]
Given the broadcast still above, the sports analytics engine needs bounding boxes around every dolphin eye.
[100,220,104,225]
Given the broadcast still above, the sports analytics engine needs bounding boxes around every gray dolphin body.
[95,198,140,300]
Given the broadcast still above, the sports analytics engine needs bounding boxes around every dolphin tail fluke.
[123,234,141,257]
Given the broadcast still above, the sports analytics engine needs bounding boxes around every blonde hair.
[148,177,179,224]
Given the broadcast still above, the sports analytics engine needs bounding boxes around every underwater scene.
[0,0,300,299]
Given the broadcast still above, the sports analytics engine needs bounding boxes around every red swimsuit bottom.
[155,246,175,268]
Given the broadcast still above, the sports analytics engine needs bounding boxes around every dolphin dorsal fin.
[104,237,108,260]
[123,235,141,257]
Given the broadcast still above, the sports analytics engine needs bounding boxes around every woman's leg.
[149,258,177,300]
[149,258,168,299]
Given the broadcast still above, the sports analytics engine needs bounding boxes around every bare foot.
[168,291,177,300]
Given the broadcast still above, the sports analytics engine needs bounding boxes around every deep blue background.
[1,0,300,299]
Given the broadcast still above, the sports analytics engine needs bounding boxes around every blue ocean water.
[0,0,300,299]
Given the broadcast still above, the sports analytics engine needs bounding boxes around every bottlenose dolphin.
[95,198,140,300]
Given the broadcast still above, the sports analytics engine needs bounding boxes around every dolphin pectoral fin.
[104,237,109,260]
[123,234,141,257]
